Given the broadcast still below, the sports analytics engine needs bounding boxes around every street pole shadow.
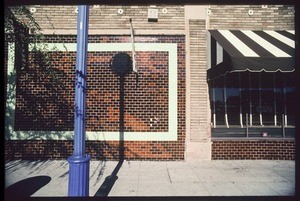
[93,159,123,196]
[94,53,132,197]
[5,175,51,200]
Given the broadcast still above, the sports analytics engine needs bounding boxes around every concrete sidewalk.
[5,159,295,197]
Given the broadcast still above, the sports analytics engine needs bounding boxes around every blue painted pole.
[67,5,91,197]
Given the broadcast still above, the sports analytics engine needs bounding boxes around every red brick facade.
[5,140,186,160]
[5,139,295,160]
[5,35,186,160]
[212,139,295,160]
[5,5,295,161]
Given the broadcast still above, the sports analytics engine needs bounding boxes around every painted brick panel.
[5,35,186,161]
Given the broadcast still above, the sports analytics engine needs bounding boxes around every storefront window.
[209,72,295,128]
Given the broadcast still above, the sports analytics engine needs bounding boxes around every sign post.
[67,5,90,197]
[129,18,137,73]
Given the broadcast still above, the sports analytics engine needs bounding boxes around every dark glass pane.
[275,72,284,125]
[211,77,226,126]
[250,73,260,125]
[285,73,295,126]
[208,72,295,129]
[261,72,274,125]
[215,87,225,125]
[209,82,216,126]
[241,72,250,125]
[273,72,295,126]
[226,73,240,125]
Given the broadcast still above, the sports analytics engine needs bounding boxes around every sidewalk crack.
[167,168,172,183]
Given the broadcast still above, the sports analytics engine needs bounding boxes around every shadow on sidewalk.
[94,53,132,197]
[93,159,123,196]
[5,175,51,200]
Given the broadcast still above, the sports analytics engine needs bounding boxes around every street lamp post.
[67,5,90,197]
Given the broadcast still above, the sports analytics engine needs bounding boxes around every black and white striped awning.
[207,30,295,80]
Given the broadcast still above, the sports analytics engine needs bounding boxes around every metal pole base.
[68,154,91,196]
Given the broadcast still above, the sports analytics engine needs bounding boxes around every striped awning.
[207,30,295,80]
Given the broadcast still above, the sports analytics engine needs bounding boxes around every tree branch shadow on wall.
[5,73,73,140]
[94,53,132,196]
[5,175,51,200]
[5,69,17,140]
[5,42,74,140]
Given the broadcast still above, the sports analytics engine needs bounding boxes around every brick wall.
[6,5,295,161]
[212,139,295,160]
[188,19,210,142]
[5,35,186,160]
[4,37,9,108]
[14,5,185,32]
[15,49,170,132]
[5,140,185,160]
[209,5,294,30]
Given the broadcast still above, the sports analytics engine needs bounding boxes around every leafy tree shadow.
[5,30,74,140]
